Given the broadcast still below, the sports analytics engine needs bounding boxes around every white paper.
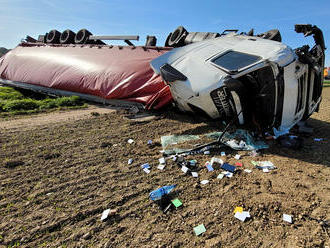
[234,211,250,222]
[283,214,292,223]
[244,169,252,173]
[191,172,198,178]
[157,164,165,170]
[204,151,210,155]
[159,157,166,164]
[200,180,209,185]
[143,168,150,174]
[127,139,134,144]
[101,209,110,221]
[181,166,189,173]
[217,174,224,179]
[172,156,177,161]
[221,152,226,156]
[128,158,133,165]
[234,154,241,160]
[263,168,269,173]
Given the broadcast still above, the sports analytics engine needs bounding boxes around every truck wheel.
[167,26,187,47]
[60,29,76,44]
[75,29,92,44]
[46,30,61,44]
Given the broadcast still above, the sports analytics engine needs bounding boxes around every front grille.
[295,73,306,114]
[210,87,234,119]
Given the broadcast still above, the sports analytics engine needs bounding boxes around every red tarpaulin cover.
[0,43,172,109]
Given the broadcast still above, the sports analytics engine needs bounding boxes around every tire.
[60,29,76,44]
[74,29,92,44]
[46,30,61,44]
[167,26,187,47]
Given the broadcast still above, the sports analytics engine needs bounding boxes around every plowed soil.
[0,89,329,248]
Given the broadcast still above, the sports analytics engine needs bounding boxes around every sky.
[0,0,329,65]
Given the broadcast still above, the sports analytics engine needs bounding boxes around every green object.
[251,160,258,166]
[193,224,206,236]
[171,198,183,208]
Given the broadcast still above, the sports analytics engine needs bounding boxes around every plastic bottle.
[149,185,177,201]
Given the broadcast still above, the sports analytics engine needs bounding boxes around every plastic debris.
[217,173,224,179]
[206,164,214,172]
[244,169,252,173]
[263,168,269,173]
[283,214,293,223]
[189,160,197,166]
[143,168,150,174]
[100,209,116,221]
[157,164,165,170]
[211,157,223,166]
[234,154,241,160]
[149,185,176,201]
[234,211,250,222]
[128,158,133,165]
[147,139,153,145]
[234,207,243,213]
[172,156,178,161]
[171,198,182,208]
[222,171,233,178]
[159,157,166,164]
[141,163,150,169]
[249,150,259,157]
[191,172,198,178]
[127,139,134,144]
[193,224,206,236]
[204,151,210,155]
[221,163,236,173]
[181,166,189,173]
[253,161,276,170]
[200,180,209,185]
[221,152,226,156]
[235,162,243,167]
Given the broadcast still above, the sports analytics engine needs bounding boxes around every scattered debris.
[159,157,166,164]
[234,211,250,222]
[147,139,153,145]
[200,180,209,185]
[141,163,150,169]
[143,168,150,174]
[100,209,116,221]
[217,174,224,179]
[171,198,183,208]
[221,163,236,173]
[283,214,293,223]
[211,157,223,166]
[234,207,243,213]
[244,169,252,173]
[181,166,189,173]
[149,185,177,201]
[234,154,241,160]
[193,224,206,236]
[222,171,233,178]
[252,161,276,171]
[204,151,210,155]
[249,150,259,157]
[127,139,134,144]
[191,172,198,178]
[221,152,226,156]
[235,162,243,167]
[206,163,214,172]
[128,158,133,165]
[157,164,165,170]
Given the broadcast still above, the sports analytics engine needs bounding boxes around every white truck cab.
[151,24,325,133]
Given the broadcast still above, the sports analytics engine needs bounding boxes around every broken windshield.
[211,51,261,72]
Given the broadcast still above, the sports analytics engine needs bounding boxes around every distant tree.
[0,47,10,57]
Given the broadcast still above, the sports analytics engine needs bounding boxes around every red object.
[0,43,173,109]
[235,162,243,167]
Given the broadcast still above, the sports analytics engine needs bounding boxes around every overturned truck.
[0,24,325,133]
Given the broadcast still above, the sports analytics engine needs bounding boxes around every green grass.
[324,80,330,87]
[0,87,87,116]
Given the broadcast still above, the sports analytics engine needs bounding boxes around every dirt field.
[0,89,329,248]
